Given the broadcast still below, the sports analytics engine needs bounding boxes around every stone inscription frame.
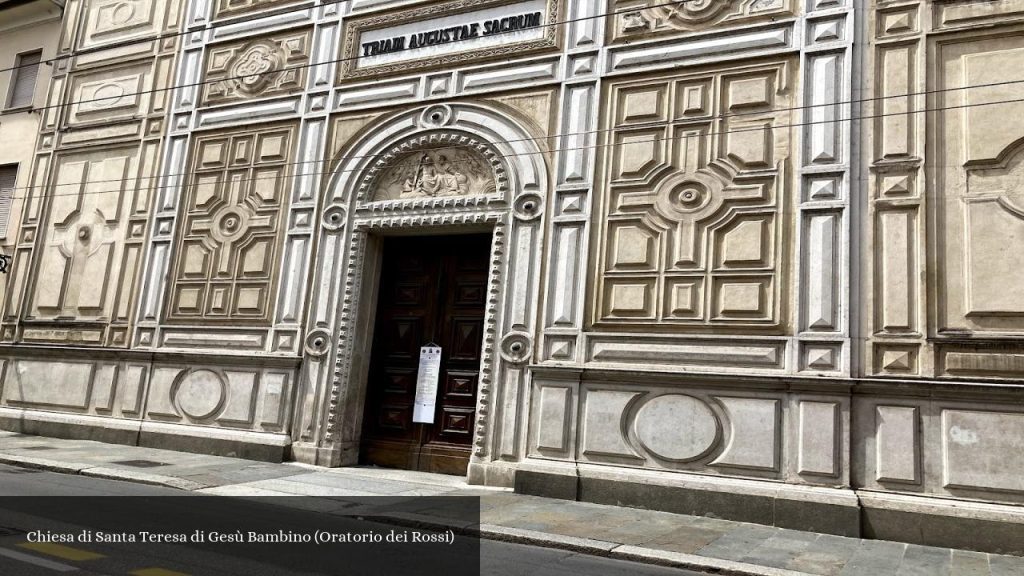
[337,0,562,81]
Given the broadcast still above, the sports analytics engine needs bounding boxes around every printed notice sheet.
[413,346,442,423]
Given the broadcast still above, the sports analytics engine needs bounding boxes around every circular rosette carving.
[653,170,725,223]
[499,332,533,364]
[512,192,543,221]
[210,205,250,244]
[420,105,453,128]
[304,329,332,357]
[173,369,227,421]
[633,394,720,462]
[321,204,347,231]
[229,41,284,94]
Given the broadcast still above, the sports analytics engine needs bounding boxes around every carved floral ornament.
[621,0,783,33]
[220,41,291,95]
[358,132,508,203]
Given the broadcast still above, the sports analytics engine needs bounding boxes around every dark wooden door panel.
[361,233,491,475]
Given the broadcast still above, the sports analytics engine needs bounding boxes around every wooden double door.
[360,234,491,475]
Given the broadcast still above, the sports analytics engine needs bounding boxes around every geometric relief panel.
[68,64,150,126]
[212,0,293,20]
[610,0,790,43]
[936,38,1024,337]
[144,365,291,431]
[203,29,312,106]
[0,358,146,420]
[580,386,783,478]
[596,61,794,330]
[27,146,149,325]
[80,0,163,49]
[164,124,296,324]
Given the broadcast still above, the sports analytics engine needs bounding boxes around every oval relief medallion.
[174,369,226,421]
[634,394,719,462]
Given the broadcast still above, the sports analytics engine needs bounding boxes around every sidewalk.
[0,431,1021,576]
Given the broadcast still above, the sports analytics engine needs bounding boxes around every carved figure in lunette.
[396,152,474,199]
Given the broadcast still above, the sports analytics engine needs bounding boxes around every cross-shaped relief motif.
[166,127,293,322]
[31,154,131,319]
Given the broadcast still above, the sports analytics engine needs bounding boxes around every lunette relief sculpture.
[373,146,497,201]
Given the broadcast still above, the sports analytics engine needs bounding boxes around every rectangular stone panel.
[586,336,785,371]
[259,372,288,430]
[580,389,641,460]
[942,410,1024,494]
[797,401,838,477]
[79,0,182,51]
[875,405,918,484]
[531,384,572,454]
[710,397,779,471]
[67,64,150,126]
[2,360,93,409]
[875,209,915,333]
[801,211,839,331]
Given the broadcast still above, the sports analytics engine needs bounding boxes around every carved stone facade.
[595,61,793,330]
[4,0,1024,553]
[165,124,295,323]
[203,29,312,105]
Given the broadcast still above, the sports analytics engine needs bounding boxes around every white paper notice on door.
[413,345,442,423]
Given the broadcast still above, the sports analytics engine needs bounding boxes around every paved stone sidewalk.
[0,431,1022,576]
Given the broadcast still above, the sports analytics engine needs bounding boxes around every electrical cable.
[19,0,700,113]
[2,89,1021,199]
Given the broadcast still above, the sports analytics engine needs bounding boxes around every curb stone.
[353,513,815,576]
[0,453,208,491]
[611,545,815,576]
[0,454,86,474]
[79,467,210,491]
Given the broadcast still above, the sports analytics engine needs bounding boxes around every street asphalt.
[0,463,706,576]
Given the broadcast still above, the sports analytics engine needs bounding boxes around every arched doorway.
[292,103,548,484]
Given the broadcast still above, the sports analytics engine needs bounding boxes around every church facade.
[4,0,1024,551]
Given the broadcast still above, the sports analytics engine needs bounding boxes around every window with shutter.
[0,165,15,237]
[7,50,42,109]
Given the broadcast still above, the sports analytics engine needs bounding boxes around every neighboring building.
[2,0,1024,553]
[0,0,63,307]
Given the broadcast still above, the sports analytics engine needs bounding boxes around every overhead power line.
[4,91,1023,199]
[25,74,1024,192]
[21,0,700,114]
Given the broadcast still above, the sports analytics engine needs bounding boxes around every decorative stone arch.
[291,102,549,484]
